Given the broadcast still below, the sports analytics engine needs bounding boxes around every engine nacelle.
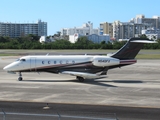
[92,56,120,67]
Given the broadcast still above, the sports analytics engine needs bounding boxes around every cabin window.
[60,60,62,64]
[48,61,50,64]
[72,60,75,64]
[42,61,44,64]
[66,60,69,64]
[54,61,56,64]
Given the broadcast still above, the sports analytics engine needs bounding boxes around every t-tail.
[111,38,156,60]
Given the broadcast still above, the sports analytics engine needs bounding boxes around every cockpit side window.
[20,59,26,61]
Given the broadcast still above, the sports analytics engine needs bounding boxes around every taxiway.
[0,56,160,108]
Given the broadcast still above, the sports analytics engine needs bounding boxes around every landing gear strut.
[18,72,23,81]
[76,76,84,82]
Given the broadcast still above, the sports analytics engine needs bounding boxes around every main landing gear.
[18,72,23,81]
[76,76,84,82]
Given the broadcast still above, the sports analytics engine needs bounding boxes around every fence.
[0,109,118,120]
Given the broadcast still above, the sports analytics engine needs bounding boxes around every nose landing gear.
[18,72,23,81]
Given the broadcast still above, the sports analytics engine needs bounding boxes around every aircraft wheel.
[18,77,23,81]
[77,76,84,82]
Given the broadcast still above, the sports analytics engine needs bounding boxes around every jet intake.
[92,56,120,67]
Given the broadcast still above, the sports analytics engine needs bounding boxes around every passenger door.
[30,57,36,71]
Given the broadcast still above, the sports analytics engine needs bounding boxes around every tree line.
[0,34,160,49]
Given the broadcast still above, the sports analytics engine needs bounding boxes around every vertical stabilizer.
[111,38,156,60]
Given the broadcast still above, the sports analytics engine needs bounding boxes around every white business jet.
[3,38,156,82]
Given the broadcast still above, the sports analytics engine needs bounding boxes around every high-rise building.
[130,15,160,29]
[113,21,149,40]
[0,19,47,37]
[61,21,99,36]
[99,22,113,38]
[99,15,160,40]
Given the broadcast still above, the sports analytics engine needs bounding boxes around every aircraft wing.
[7,71,16,74]
[60,71,107,79]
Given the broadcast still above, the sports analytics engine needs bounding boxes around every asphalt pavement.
[0,57,160,120]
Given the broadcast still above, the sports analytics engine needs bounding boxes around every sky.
[0,0,160,35]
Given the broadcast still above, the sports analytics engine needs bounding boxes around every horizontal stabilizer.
[130,40,157,43]
[60,71,107,79]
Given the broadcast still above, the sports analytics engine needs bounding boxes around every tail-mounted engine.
[92,56,120,67]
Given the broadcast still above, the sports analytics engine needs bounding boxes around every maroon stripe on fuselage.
[120,59,137,64]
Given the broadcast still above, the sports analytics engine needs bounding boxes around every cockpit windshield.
[16,59,20,61]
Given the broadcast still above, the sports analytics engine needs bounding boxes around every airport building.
[61,21,99,36]
[0,20,47,37]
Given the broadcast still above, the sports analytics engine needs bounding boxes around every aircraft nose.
[3,65,10,71]
[3,62,19,71]
[3,63,15,71]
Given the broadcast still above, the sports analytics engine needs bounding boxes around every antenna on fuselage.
[46,53,49,56]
